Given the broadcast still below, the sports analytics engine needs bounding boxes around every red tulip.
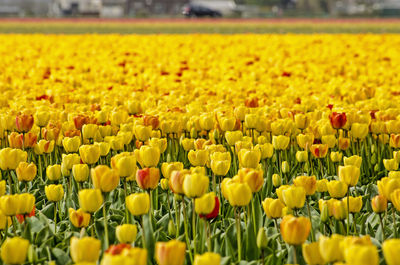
[200,196,220,220]
[16,114,34,132]
[329,112,347,129]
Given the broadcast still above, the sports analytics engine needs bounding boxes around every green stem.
[174,197,180,238]
[124,179,129,224]
[292,245,298,264]
[103,199,109,250]
[251,197,257,236]
[54,202,57,234]
[306,198,315,242]
[235,207,242,262]
[182,200,193,263]
[347,187,350,235]
[206,220,212,252]
[141,215,147,248]
[192,198,196,256]
[379,213,386,240]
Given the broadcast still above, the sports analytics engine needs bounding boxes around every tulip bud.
[256,228,268,249]
[272,174,281,187]
[330,151,343,163]
[320,201,330,222]
[281,161,290,173]
[168,219,176,236]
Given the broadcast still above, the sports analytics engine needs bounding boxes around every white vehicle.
[50,0,102,16]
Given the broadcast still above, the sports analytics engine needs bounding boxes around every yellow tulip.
[16,162,37,182]
[72,164,90,182]
[69,208,90,228]
[384,159,399,171]
[188,149,208,167]
[70,237,101,263]
[45,184,64,202]
[371,195,387,213]
[136,167,160,190]
[63,136,81,153]
[343,155,362,168]
[0,237,29,265]
[91,165,120,193]
[237,167,263,193]
[111,152,136,178]
[193,252,221,265]
[226,182,252,207]
[302,242,324,265]
[321,134,336,148]
[134,145,160,168]
[155,240,186,265]
[319,234,345,263]
[126,193,150,216]
[272,135,290,150]
[382,238,400,265]
[116,224,137,244]
[46,164,62,181]
[342,196,363,213]
[79,145,101,165]
[195,192,216,215]
[0,148,27,170]
[183,173,209,198]
[78,189,103,213]
[262,198,284,219]
[161,162,184,179]
[327,180,348,198]
[293,175,317,196]
[344,244,379,265]
[280,215,311,245]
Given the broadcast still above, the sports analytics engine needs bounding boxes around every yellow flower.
[0,193,35,216]
[330,151,343,163]
[69,208,90,228]
[282,186,306,209]
[226,182,252,207]
[225,131,243,146]
[344,244,379,265]
[46,164,62,181]
[135,125,152,141]
[34,140,55,154]
[188,149,208,167]
[91,165,120,193]
[111,152,137,178]
[382,239,400,265]
[45,184,64,202]
[338,165,360,187]
[136,167,160,190]
[0,237,30,265]
[343,155,362,168]
[134,145,160,168]
[94,142,110,156]
[116,224,137,244]
[321,134,336,148]
[61,153,81,176]
[148,138,167,153]
[384,159,399,171]
[0,181,5,197]
[255,143,274,159]
[296,133,314,150]
[155,240,186,265]
[294,113,309,130]
[319,234,345,263]
[391,189,400,212]
[351,123,369,139]
[126,193,150,216]
[342,196,363,213]
[0,148,27,170]
[238,149,261,169]
[82,124,98,140]
[371,195,387,213]
[237,167,263,193]
[327,180,348,198]
[293,175,317,196]
[16,162,37,182]
[183,173,209,198]
[332,200,347,220]
[272,135,290,150]
[72,164,90,182]
[70,237,101,263]
[262,198,284,219]
[79,145,101,165]
[193,252,221,265]
[302,242,324,265]
[316,179,328,193]
[161,162,184,179]
[63,136,81,153]
[378,177,400,201]
[280,215,311,245]
[181,138,195,151]
[78,189,103,213]
[34,111,50,127]
[195,192,216,215]
[295,150,308,162]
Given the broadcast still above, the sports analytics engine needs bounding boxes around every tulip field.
[1,28,400,265]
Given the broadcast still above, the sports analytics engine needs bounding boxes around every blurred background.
[0,0,399,18]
